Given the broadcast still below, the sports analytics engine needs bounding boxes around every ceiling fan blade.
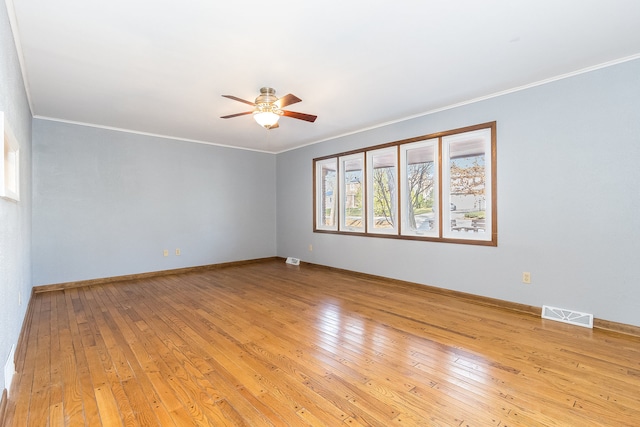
[275,94,302,109]
[222,95,256,106]
[220,111,253,119]
[282,110,317,123]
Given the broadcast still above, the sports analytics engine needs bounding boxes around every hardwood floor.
[4,259,640,426]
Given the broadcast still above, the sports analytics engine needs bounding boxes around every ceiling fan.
[220,87,317,129]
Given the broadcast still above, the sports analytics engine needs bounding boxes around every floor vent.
[541,305,593,328]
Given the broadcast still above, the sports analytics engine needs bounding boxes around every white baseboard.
[3,344,15,397]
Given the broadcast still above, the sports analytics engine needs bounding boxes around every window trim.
[313,121,497,246]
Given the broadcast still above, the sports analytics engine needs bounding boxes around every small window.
[339,153,365,232]
[442,128,492,241]
[1,112,20,202]
[400,138,438,237]
[315,158,338,231]
[367,147,398,234]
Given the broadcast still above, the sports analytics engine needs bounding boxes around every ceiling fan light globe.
[253,111,280,129]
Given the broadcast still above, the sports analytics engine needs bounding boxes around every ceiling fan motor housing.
[255,87,278,105]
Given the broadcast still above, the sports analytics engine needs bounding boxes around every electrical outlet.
[163,249,169,257]
[309,244,313,252]
[522,272,531,284]
[175,248,181,256]
[18,291,22,306]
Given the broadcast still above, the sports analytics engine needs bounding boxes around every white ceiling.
[6,1,640,153]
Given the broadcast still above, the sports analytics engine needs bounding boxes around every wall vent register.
[541,305,594,328]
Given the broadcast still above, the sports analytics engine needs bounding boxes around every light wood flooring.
[4,259,640,426]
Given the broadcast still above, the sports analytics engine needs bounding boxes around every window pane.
[1,112,20,201]
[367,148,398,234]
[400,139,438,236]
[443,128,492,240]
[339,154,364,232]
[315,158,337,230]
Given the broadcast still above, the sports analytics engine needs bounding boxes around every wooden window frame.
[313,121,497,246]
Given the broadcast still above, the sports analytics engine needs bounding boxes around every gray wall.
[32,120,277,285]
[0,3,32,393]
[277,58,640,327]
[3,2,640,404]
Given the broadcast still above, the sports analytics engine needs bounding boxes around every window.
[314,122,496,245]
[367,147,398,234]
[315,158,337,231]
[400,138,439,237]
[442,128,493,241]
[339,153,365,232]
[1,112,20,202]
